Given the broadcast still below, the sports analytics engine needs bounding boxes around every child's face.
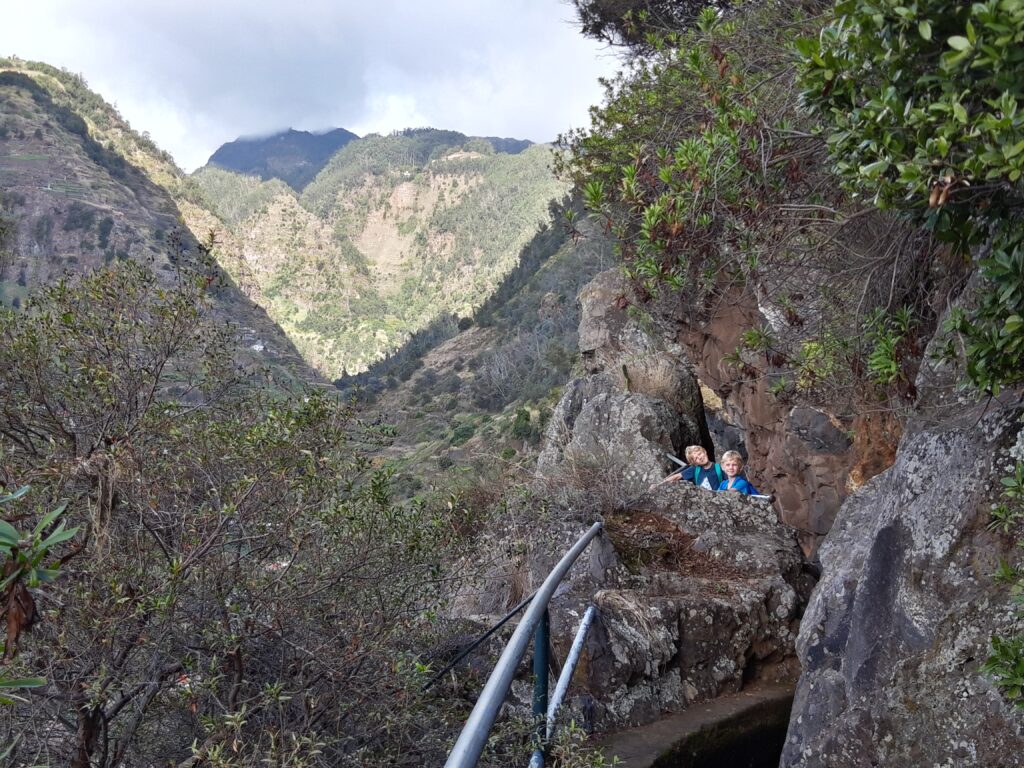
[689,447,710,466]
[722,457,742,478]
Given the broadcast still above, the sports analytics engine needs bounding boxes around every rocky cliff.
[449,267,815,730]
[782,294,1024,766]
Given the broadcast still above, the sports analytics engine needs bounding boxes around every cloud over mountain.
[3,0,617,170]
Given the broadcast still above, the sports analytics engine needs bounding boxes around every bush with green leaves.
[557,3,889,326]
[798,0,1024,394]
[798,0,1024,218]
[798,0,1024,710]
[983,459,1024,709]
[0,486,77,705]
[0,261,465,767]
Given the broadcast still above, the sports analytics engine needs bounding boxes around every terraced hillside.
[0,61,311,380]
[0,59,573,381]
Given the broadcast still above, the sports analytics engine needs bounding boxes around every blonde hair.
[684,445,708,462]
[720,450,744,467]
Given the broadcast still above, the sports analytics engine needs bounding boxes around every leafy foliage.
[0,261,463,766]
[571,0,734,47]
[798,0,1024,393]
[559,6,787,298]
[0,486,77,702]
[945,239,1024,394]
[798,0,1024,217]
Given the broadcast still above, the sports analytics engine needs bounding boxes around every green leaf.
[861,159,891,177]
[919,20,932,40]
[39,524,78,550]
[948,36,972,51]
[0,677,46,689]
[31,502,67,538]
[0,486,29,505]
[0,520,20,547]
[1005,140,1024,160]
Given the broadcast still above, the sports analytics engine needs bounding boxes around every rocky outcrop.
[586,485,813,727]
[448,266,814,732]
[675,286,901,553]
[537,269,706,495]
[578,269,705,420]
[536,374,699,495]
[449,482,813,731]
[782,319,1024,764]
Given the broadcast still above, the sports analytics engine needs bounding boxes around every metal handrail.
[529,604,598,768]
[444,521,604,768]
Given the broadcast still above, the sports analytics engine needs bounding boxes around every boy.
[718,450,759,495]
[649,445,723,491]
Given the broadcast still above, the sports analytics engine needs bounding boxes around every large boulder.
[536,375,699,495]
[586,487,812,727]
[578,269,705,419]
[538,269,707,496]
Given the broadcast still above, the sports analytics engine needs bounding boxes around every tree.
[797,0,1024,393]
[571,0,735,48]
[0,261,454,767]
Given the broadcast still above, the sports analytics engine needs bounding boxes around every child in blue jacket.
[718,450,759,495]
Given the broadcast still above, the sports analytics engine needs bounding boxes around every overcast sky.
[2,0,620,171]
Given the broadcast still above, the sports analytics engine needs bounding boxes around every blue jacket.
[718,476,759,495]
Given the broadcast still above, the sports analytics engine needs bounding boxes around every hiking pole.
[647,451,688,490]
[664,451,686,468]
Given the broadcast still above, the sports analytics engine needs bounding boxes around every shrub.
[0,261,459,766]
[96,216,114,249]
[450,423,476,445]
[798,0,1024,393]
[62,201,95,231]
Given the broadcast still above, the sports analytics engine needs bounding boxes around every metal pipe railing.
[444,521,604,768]
[528,603,598,768]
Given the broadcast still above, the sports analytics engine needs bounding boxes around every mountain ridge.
[206,127,359,191]
[0,65,314,383]
[191,127,568,376]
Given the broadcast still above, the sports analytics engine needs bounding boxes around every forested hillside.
[192,129,568,376]
[205,127,358,190]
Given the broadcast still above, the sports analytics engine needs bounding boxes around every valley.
[1,1,1024,766]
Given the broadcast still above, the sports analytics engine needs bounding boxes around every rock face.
[675,285,902,552]
[450,267,813,732]
[538,269,707,496]
[537,373,699,495]
[449,482,813,731]
[782,337,1024,764]
[585,486,813,727]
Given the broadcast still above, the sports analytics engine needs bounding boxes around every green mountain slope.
[0,58,572,382]
[206,127,359,190]
[0,62,312,381]
[193,129,570,377]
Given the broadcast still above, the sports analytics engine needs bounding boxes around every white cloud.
[1,0,619,171]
